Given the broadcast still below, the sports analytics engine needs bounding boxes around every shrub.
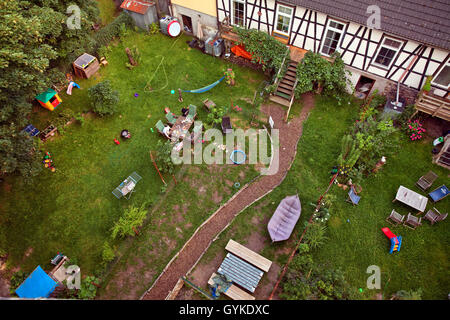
[111,205,148,239]
[148,22,159,35]
[233,26,287,71]
[405,119,426,141]
[295,51,352,104]
[9,271,28,295]
[93,13,133,53]
[102,241,115,264]
[78,276,100,300]
[207,105,229,128]
[303,222,328,250]
[156,140,175,175]
[88,80,119,116]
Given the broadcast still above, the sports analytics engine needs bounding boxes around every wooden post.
[150,151,167,185]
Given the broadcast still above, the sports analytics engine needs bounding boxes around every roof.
[35,89,57,103]
[120,0,155,14]
[15,266,58,299]
[73,53,97,69]
[284,0,450,51]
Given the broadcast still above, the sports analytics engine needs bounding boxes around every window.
[373,37,403,68]
[275,5,293,35]
[320,20,345,56]
[232,0,245,27]
[431,59,450,89]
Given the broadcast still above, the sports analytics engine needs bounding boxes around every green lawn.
[190,95,449,300]
[97,0,119,26]
[0,31,266,282]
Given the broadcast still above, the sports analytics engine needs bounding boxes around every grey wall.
[124,6,158,31]
[171,4,218,40]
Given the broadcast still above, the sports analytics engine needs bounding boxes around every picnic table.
[170,116,193,142]
[112,172,142,199]
[393,185,428,213]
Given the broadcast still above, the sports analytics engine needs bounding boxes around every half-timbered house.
[214,0,450,120]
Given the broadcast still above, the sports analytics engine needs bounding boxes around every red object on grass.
[114,138,120,145]
[381,227,396,239]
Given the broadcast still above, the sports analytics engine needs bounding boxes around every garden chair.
[203,98,216,112]
[423,207,448,225]
[155,120,167,137]
[186,104,197,120]
[403,213,422,230]
[428,185,449,202]
[416,171,438,191]
[346,185,361,206]
[386,209,405,226]
[165,112,177,125]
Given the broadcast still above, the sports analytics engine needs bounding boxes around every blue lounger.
[429,185,449,202]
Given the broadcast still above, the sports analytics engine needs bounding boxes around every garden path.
[141,93,315,300]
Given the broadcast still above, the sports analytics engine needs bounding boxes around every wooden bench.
[208,273,255,300]
[225,239,272,272]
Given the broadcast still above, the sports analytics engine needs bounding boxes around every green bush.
[88,80,119,116]
[111,205,148,239]
[303,222,328,250]
[156,140,176,175]
[78,276,100,300]
[102,241,116,264]
[148,22,160,35]
[9,271,29,296]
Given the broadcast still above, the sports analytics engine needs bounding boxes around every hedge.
[93,12,133,53]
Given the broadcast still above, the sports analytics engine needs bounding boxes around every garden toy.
[386,209,405,226]
[23,124,40,137]
[416,171,438,191]
[121,130,131,139]
[423,207,448,225]
[428,185,449,202]
[114,138,120,145]
[112,172,142,200]
[66,81,80,95]
[182,76,225,93]
[230,149,246,164]
[381,227,402,254]
[15,266,58,298]
[134,93,139,97]
[36,89,62,111]
[268,195,301,242]
[171,90,175,94]
[346,185,361,205]
[403,213,422,230]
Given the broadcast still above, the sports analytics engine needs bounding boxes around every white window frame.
[372,36,403,69]
[274,4,294,36]
[431,58,450,90]
[320,19,346,56]
[231,0,246,27]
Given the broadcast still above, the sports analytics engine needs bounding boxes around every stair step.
[279,82,294,91]
[275,91,291,100]
[284,74,296,82]
[280,78,295,85]
[277,87,293,95]
[269,95,291,107]
[287,65,297,71]
[285,70,296,77]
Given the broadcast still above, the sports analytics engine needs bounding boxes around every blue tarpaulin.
[15,266,58,298]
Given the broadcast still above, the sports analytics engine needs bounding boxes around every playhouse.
[35,89,62,111]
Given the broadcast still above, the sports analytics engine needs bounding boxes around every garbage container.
[205,37,224,57]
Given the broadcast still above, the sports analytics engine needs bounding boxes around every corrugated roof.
[284,0,450,50]
[120,0,155,15]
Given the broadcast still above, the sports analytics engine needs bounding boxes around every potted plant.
[224,68,235,86]
[422,76,432,95]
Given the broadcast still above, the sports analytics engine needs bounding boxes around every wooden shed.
[73,53,100,79]
[120,0,158,31]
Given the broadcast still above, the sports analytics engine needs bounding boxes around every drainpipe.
[395,48,421,106]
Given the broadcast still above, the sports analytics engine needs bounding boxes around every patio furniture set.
[386,171,448,230]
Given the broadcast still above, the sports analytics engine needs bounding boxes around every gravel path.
[142,94,315,300]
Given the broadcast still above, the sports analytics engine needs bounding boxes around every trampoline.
[230,150,246,164]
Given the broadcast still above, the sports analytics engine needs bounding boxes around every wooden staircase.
[415,92,450,121]
[269,60,298,107]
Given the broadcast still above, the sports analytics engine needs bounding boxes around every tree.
[88,80,119,116]
[155,140,175,174]
[0,1,99,178]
